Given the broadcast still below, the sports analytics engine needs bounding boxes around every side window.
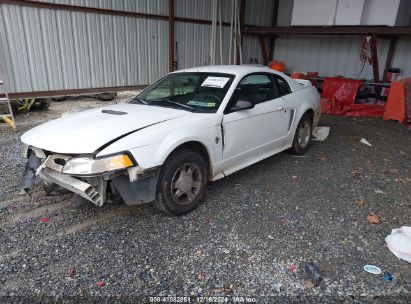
[230,74,277,106]
[274,76,291,96]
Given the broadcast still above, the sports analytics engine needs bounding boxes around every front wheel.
[289,113,312,155]
[154,150,208,216]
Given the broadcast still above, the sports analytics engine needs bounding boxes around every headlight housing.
[62,154,134,175]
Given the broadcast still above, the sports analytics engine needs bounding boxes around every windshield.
[129,72,235,112]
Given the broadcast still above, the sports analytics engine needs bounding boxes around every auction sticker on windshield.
[201,77,230,88]
[187,101,216,107]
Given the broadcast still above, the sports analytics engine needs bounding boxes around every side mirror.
[229,100,255,112]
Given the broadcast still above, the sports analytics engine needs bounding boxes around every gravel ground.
[0,95,410,303]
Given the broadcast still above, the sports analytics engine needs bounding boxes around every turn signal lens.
[103,155,134,172]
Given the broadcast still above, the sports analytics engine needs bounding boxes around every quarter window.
[274,76,291,96]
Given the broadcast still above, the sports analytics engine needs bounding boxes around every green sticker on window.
[187,101,216,107]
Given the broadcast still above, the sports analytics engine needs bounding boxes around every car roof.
[174,65,302,92]
[176,65,281,77]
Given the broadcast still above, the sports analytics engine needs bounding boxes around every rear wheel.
[154,150,208,216]
[289,113,312,155]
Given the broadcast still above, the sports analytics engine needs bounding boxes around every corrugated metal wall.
[0,0,273,95]
[0,1,169,94]
[176,0,233,23]
[392,36,411,76]
[273,34,392,79]
[5,0,408,95]
[175,0,274,69]
[242,0,274,65]
[272,34,411,79]
[272,0,411,79]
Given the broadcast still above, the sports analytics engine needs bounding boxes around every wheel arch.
[163,141,212,178]
[302,108,314,123]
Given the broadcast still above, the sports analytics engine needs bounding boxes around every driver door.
[221,73,289,173]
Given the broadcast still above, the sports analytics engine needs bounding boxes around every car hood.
[21,103,188,154]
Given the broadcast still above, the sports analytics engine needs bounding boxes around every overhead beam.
[244,25,411,36]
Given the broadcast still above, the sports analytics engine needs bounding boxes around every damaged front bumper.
[38,167,107,206]
[22,149,160,206]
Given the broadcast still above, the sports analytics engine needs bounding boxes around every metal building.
[1,0,410,98]
[0,0,274,97]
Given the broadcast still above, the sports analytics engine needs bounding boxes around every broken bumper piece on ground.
[20,149,160,206]
[19,152,42,194]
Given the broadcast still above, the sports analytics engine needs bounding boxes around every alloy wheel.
[171,163,202,205]
[298,121,311,149]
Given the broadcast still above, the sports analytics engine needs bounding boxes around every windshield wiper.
[129,97,147,105]
[149,99,197,112]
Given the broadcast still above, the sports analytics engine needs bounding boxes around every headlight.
[62,154,134,175]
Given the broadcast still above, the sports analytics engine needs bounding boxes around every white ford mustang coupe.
[21,65,320,215]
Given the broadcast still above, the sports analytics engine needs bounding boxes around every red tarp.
[321,77,385,117]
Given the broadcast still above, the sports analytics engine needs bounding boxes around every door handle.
[277,105,285,111]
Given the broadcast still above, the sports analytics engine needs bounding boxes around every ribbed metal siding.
[175,22,211,68]
[174,0,275,66]
[244,0,273,26]
[0,0,275,94]
[392,36,411,77]
[176,0,223,22]
[242,36,264,64]
[242,0,274,65]
[176,21,239,68]
[272,0,411,78]
[176,0,209,21]
[272,34,399,79]
[0,3,168,93]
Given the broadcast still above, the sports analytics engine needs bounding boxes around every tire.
[154,150,208,216]
[31,98,51,111]
[52,96,68,102]
[289,113,313,155]
[95,92,116,101]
